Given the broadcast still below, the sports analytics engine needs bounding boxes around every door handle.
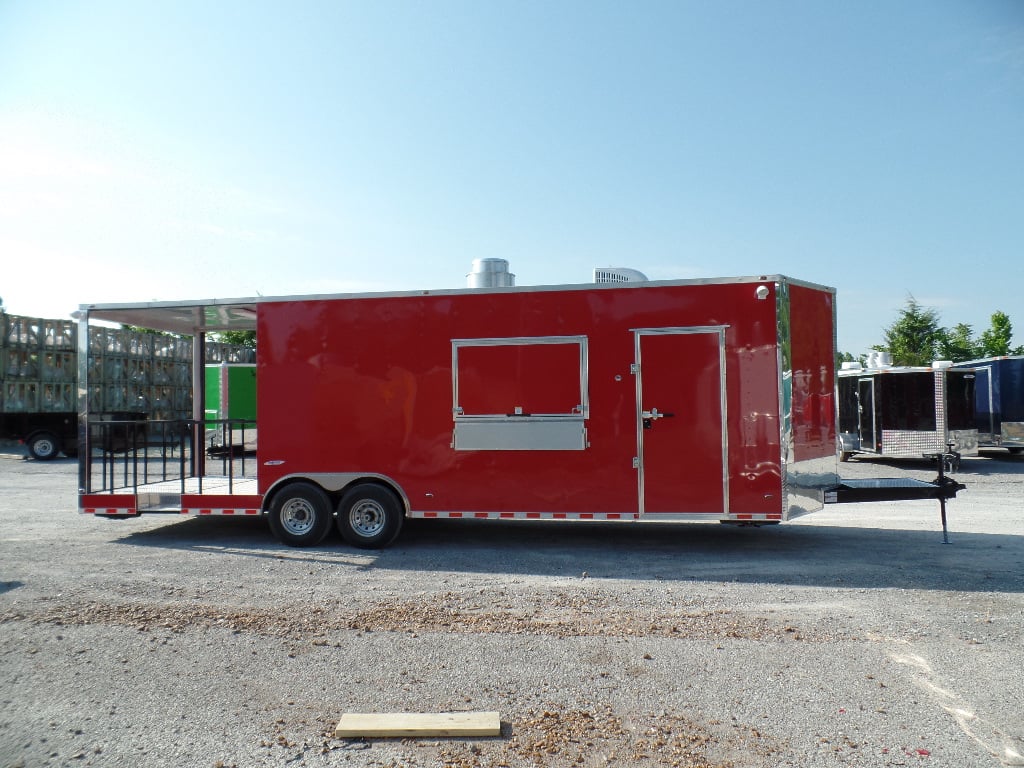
[642,407,675,429]
[641,407,674,420]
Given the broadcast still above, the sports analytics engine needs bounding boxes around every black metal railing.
[202,418,258,489]
[84,418,257,495]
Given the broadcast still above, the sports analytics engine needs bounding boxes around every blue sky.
[1,0,1021,355]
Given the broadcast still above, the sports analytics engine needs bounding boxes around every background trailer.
[953,355,1024,455]
[837,362,979,465]
[204,363,257,457]
[76,275,963,548]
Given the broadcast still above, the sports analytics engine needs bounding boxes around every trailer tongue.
[826,451,966,543]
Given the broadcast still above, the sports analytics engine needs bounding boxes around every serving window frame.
[450,335,589,451]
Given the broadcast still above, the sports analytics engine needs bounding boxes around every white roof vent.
[865,351,893,368]
[594,267,648,284]
[467,258,515,288]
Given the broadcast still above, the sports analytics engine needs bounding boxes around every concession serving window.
[451,335,589,450]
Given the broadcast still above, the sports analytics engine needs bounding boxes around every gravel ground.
[0,443,1022,768]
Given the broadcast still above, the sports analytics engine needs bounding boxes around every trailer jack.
[825,451,965,544]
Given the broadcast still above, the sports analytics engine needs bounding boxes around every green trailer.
[204,363,257,456]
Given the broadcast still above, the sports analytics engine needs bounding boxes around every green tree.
[121,324,178,337]
[880,296,943,366]
[215,330,257,349]
[979,311,1016,357]
[936,322,982,362]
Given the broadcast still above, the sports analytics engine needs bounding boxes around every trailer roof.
[952,355,1024,366]
[78,299,260,335]
[78,274,833,336]
[838,365,975,376]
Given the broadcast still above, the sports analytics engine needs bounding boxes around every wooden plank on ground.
[335,711,501,738]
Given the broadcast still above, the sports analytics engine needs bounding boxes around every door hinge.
[630,363,639,375]
[632,456,640,469]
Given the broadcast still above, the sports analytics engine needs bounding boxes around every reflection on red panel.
[790,284,837,462]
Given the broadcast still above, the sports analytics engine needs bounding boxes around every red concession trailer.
[76,275,962,547]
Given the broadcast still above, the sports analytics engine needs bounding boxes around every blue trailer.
[953,355,1024,455]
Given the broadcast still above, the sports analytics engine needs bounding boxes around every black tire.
[267,482,333,547]
[1008,448,1023,456]
[839,451,852,463]
[336,483,404,549]
[27,431,61,461]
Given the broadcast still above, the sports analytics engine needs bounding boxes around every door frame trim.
[632,325,729,516]
[857,376,876,452]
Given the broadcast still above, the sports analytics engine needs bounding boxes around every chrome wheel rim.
[349,499,386,537]
[281,497,316,535]
[34,438,55,456]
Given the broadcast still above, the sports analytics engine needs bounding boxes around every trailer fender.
[262,473,411,518]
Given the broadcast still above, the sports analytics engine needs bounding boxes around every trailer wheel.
[839,451,852,462]
[267,482,333,547]
[336,484,404,549]
[26,431,61,461]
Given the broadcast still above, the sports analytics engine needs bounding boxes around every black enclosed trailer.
[953,355,1024,455]
[837,362,978,463]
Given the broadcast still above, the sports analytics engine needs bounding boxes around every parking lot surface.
[1,447,1022,767]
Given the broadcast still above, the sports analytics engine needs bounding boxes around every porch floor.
[90,476,259,496]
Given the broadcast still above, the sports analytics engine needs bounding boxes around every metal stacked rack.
[2,310,254,426]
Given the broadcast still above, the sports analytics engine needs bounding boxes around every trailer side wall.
[257,281,804,518]
[783,283,839,516]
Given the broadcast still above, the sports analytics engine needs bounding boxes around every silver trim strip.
[76,311,90,492]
